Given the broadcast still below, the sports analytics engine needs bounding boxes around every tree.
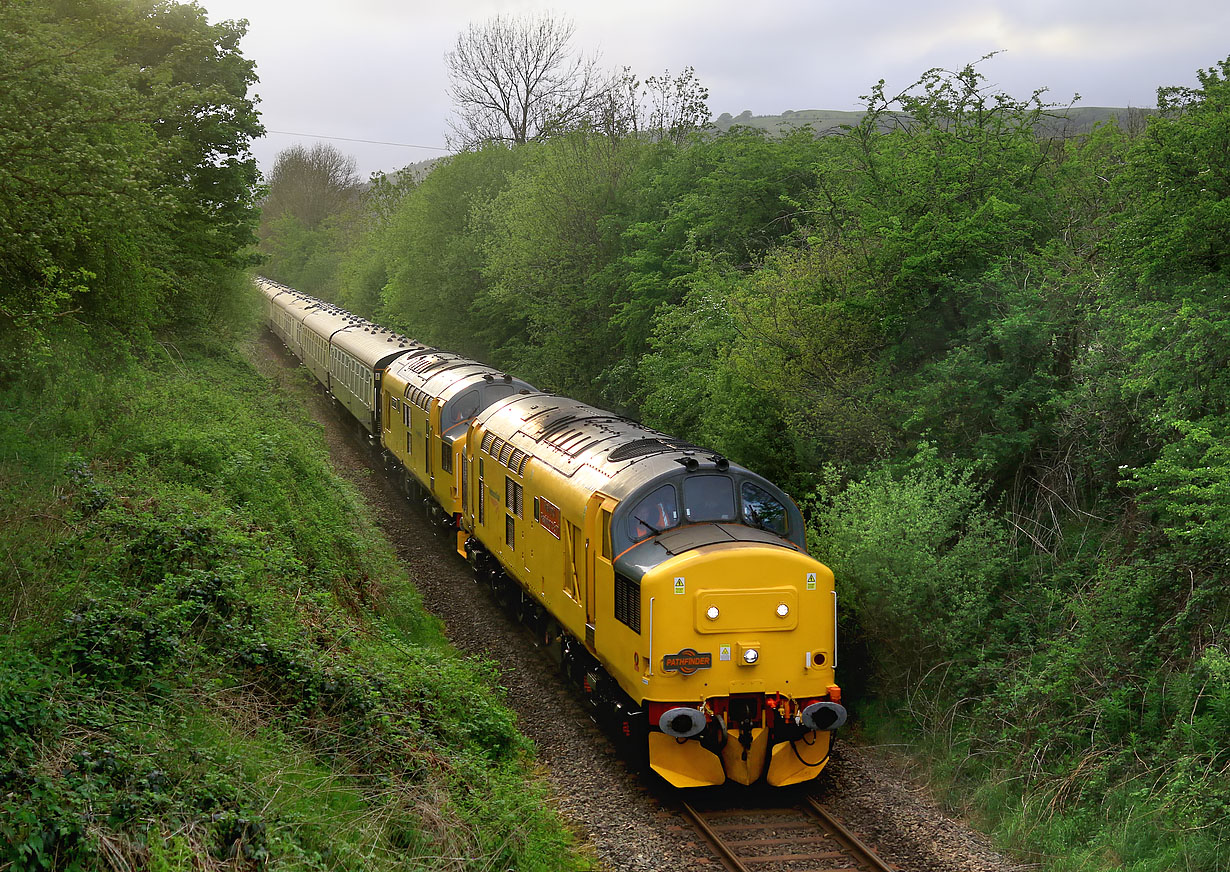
[593,66,712,145]
[0,0,262,369]
[445,12,610,149]
[380,146,527,354]
[262,143,360,230]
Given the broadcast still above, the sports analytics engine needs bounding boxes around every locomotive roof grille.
[610,436,701,462]
[408,356,444,374]
[608,438,673,462]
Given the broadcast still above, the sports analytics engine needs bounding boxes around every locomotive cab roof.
[474,393,806,579]
[387,350,535,433]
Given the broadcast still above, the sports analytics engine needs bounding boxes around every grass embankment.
[0,330,585,871]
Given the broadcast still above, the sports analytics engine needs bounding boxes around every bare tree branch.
[445,12,612,149]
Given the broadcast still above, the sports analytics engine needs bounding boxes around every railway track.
[680,795,897,872]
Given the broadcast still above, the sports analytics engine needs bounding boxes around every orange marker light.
[827,685,842,703]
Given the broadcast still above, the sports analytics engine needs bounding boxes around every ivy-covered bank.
[0,326,584,871]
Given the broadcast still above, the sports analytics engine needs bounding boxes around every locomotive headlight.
[776,603,789,618]
[706,606,719,620]
[742,648,759,665]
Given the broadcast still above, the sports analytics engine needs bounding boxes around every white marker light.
[706,605,720,620]
[776,603,789,618]
[743,648,759,665]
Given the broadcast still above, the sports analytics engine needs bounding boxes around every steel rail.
[804,796,898,872]
[680,797,898,872]
[680,800,754,872]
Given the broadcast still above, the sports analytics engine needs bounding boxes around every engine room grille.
[614,573,641,633]
[505,476,523,518]
[607,437,698,462]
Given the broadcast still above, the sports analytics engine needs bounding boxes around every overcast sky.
[197,0,1229,179]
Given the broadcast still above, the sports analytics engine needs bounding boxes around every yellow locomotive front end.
[460,394,846,789]
[630,541,845,787]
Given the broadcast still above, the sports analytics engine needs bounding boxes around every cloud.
[199,0,1230,177]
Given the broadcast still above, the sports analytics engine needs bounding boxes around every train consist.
[258,276,847,788]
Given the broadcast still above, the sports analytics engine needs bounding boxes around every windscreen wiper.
[634,515,661,535]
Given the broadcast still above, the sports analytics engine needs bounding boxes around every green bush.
[809,450,1009,697]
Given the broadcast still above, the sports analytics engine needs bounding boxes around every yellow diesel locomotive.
[260,278,847,788]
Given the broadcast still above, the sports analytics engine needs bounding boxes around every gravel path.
[250,332,1030,872]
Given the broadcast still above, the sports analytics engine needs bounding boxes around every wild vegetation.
[0,2,584,869]
[0,333,582,871]
[0,0,263,372]
[261,52,1230,872]
[4,0,1226,866]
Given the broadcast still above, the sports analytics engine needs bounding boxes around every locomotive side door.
[380,377,391,441]
[583,493,618,654]
[425,416,433,489]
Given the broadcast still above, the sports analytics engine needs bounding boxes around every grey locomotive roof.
[479,393,730,500]
[477,392,808,569]
[392,351,483,393]
[391,351,534,403]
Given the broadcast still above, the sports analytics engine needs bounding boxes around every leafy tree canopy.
[0,0,262,371]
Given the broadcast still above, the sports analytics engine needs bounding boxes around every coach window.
[740,481,788,536]
[683,474,736,523]
[627,484,678,542]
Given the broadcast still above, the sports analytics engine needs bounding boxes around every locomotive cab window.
[445,390,480,430]
[683,474,736,523]
[627,484,679,542]
[740,481,789,536]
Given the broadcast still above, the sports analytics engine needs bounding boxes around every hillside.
[712,105,1144,136]
[0,324,584,871]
